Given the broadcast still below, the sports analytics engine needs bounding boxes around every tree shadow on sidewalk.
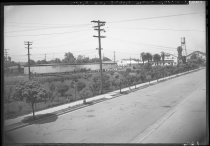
[21,113,58,125]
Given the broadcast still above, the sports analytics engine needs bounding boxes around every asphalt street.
[5,69,207,143]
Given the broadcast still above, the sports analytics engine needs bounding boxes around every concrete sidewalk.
[4,67,203,129]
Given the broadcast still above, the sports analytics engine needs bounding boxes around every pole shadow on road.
[21,113,58,125]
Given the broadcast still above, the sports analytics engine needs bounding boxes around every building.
[152,53,177,66]
[186,51,206,61]
[24,61,117,74]
[117,59,141,67]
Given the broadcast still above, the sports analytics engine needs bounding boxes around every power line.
[6,21,90,27]
[107,27,205,32]
[31,50,96,56]
[5,24,91,33]
[33,38,95,49]
[5,29,91,37]
[10,49,97,58]
[107,12,204,24]
[109,36,196,52]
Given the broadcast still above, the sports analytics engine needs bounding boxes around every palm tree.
[141,52,146,65]
[161,52,165,66]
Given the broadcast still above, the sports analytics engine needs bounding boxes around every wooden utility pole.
[91,20,106,94]
[181,37,187,56]
[24,41,32,80]
[4,49,9,62]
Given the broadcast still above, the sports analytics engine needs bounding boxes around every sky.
[4,2,206,62]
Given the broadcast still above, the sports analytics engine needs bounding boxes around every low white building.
[152,53,178,66]
[24,61,117,74]
[117,59,141,66]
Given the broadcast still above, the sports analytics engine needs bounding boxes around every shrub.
[77,80,86,92]
[79,87,92,103]
[56,83,69,97]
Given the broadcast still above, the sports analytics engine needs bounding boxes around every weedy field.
[4,63,201,120]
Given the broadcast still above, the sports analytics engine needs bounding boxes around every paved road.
[5,69,206,143]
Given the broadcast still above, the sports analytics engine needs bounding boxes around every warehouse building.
[24,61,117,74]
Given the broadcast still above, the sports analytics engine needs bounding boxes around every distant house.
[152,53,177,66]
[23,61,117,74]
[186,51,206,61]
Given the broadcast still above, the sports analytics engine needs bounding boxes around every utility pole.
[91,20,106,94]
[24,41,32,80]
[114,51,116,63]
[181,37,187,56]
[4,49,9,62]
[181,37,187,63]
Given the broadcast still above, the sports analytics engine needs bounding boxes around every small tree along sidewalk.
[13,80,49,119]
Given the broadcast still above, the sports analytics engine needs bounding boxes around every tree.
[57,83,69,97]
[89,75,101,95]
[161,52,165,66]
[37,60,47,64]
[13,80,48,119]
[103,56,111,61]
[49,58,61,64]
[83,57,90,63]
[188,53,205,66]
[54,58,61,63]
[8,56,11,62]
[190,53,198,60]
[102,74,111,92]
[141,52,146,65]
[114,73,124,93]
[146,74,152,84]
[80,87,92,104]
[63,52,76,63]
[129,72,137,89]
[145,52,152,63]
[76,55,85,64]
[26,59,36,65]
[90,57,100,63]
[153,54,161,65]
[77,80,86,93]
